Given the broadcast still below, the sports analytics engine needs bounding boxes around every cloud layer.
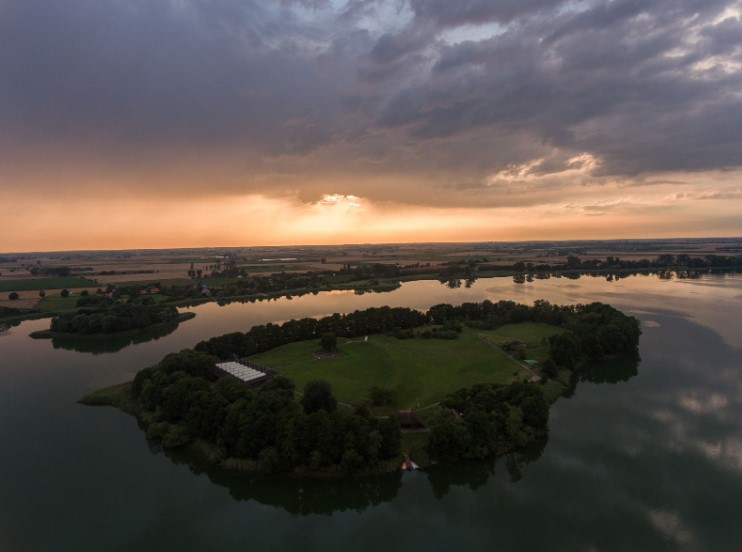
[1,0,741,249]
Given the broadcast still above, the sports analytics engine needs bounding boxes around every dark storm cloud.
[409,0,565,27]
[369,0,742,177]
[0,0,344,157]
[1,0,742,201]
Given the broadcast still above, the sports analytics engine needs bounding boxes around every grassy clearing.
[250,328,522,408]
[35,295,81,313]
[79,382,136,410]
[0,277,98,292]
[477,322,565,363]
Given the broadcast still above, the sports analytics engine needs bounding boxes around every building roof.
[396,410,425,429]
[215,361,266,383]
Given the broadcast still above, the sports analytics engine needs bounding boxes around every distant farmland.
[0,277,98,292]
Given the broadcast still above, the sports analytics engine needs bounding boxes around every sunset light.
[0,0,740,252]
[2,2,742,547]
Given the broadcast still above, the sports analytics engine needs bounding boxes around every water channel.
[1,273,741,551]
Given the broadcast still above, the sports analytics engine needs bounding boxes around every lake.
[1,272,741,551]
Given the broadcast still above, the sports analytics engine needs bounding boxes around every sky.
[1,0,741,252]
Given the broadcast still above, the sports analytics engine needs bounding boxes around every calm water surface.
[1,273,741,551]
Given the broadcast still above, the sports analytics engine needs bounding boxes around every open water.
[1,273,741,551]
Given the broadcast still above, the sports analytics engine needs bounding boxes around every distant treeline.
[337,263,401,279]
[163,263,405,301]
[475,253,742,274]
[0,305,24,317]
[195,306,428,358]
[28,266,71,277]
[150,254,742,305]
[130,350,401,473]
[162,271,330,300]
[91,269,158,276]
[50,303,180,334]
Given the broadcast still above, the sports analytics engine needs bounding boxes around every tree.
[60,289,70,298]
[301,380,337,414]
[8,292,19,301]
[549,332,580,370]
[542,358,558,379]
[369,386,394,406]
[320,332,337,353]
[38,290,46,298]
[427,407,469,458]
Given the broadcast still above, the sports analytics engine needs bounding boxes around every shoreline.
[4,265,739,325]
[78,381,408,477]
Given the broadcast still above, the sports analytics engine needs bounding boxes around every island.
[81,299,641,475]
[29,303,195,340]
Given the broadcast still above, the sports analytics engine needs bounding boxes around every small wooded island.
[29,303,195,339]
[82,300,641,475]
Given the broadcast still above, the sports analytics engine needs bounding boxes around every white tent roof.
[216,361,266,383]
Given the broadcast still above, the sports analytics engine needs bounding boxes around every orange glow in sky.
[2,0,741,252]
[2,172,740,252]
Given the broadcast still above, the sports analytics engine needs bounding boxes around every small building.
[396,410,425,430]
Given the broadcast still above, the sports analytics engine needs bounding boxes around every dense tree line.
[338,263,401,279]
[195,300,639,369]
[130,350,401,473]
[160,263,404,303]
[427,299,640,365]
[76,295,114,308]
[50,303,180,334]
[160,271,331,301]
[28,265,71,277]
[427,382,549,460]
[195,306,428,359]
[0,305,25,317]
[149,253,742,306]
[547,302,641,364]
[477,254,742,274]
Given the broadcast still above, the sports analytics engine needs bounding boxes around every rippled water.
[1,272,741,551]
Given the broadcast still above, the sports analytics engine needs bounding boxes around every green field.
[250,328,527,409]
[0,277,98,292]
[35,295,84,313]
[477,322,565,363]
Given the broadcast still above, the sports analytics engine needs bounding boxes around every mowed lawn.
[477,322,565,363]
[250,328,523,408]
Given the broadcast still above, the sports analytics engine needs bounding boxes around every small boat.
[410,461,420,470]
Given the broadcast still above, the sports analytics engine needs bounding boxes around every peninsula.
[82,299,641,475]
